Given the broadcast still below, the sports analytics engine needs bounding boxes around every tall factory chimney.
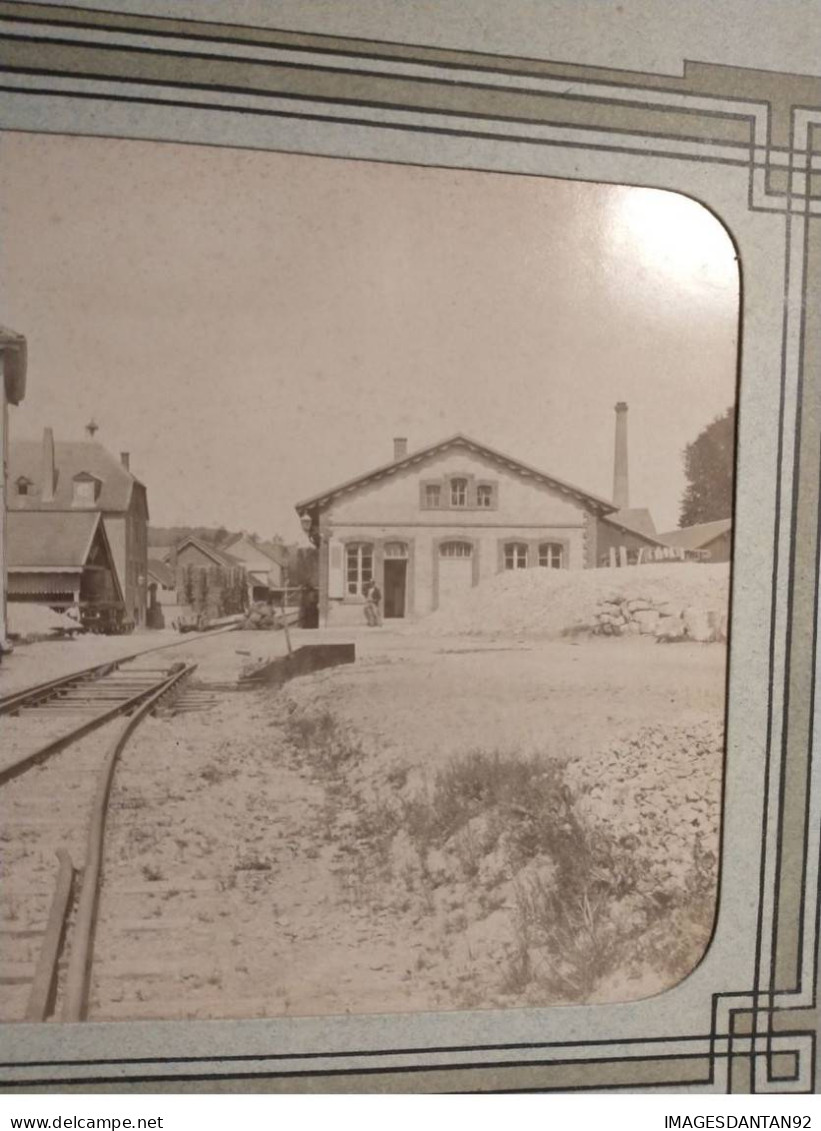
[613,402,629,509]
[41,426,56,503]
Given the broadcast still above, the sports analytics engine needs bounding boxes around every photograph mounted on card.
[0,0,818,1095]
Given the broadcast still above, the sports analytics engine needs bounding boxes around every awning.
[8,571,81,597]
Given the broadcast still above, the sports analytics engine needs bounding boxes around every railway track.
[0,621,238,720]
[0,661,197,1023]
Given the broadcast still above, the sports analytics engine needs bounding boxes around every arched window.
[440,541,473,558]
[538,542,564,569]
[450,478,468,507]
[16,476,32,497]
[504,542,528,570]
[346,542,374,596]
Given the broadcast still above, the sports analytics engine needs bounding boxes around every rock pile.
[417,562,730,641]
[591,595,728,642]
[565,719,723,898]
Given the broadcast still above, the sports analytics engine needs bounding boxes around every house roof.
[607,507,657,537]
[657,518,732,550]
[219,533,288,567]
[147,558,176,588]
[257,541,288,567]
[173,535,240,568]
[9,438,143,513]
[601,507,667,546]
[295,434,617,517]
[7,510,102,570]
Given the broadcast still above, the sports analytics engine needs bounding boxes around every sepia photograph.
[0,129,739,1025]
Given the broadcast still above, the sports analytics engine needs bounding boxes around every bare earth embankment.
[89,630,726,1021]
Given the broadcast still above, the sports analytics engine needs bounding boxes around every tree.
[679,405,735,527]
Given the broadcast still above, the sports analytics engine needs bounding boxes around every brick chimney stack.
[393,437,408,461]
[120,452,130,472]
[41,427,56,503]
[613,402,629,509]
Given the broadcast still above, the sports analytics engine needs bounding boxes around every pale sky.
[0,132,739,541]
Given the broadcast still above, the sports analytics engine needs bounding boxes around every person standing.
[363,583,377,627]
[369,581,383,627]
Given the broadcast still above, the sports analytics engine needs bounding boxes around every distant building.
[169,535,240,571]
[146,558,177,628]
[296,433,620,627]
[8,428,148,625]
[217,533,287,603]
[147,557,177,602]
[657,518,732,562]
[164,535,247,620]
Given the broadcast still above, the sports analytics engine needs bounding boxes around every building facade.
[296,435,618,627]
[9,428,148,625]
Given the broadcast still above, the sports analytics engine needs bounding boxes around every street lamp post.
[0,327,28,655]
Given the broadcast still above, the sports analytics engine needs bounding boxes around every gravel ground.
[77,631,726,1021]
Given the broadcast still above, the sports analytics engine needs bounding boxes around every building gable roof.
[173,535,240,569]
[7,510,102,569]
[295,434,617,518]
[219,533,287,568]
[657,518,732,550]
[601,508,667,546]
[147,558,176,588]
[8,438,142,513]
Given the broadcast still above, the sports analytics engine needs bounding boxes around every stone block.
[655,615,686,640]
[598,602,621,617]
[684,606,715,642]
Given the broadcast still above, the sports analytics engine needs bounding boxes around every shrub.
[284,709,363,776]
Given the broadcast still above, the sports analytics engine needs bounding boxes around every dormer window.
[450,478,468,507]
[16,476,33,497]
[72,471,101,507]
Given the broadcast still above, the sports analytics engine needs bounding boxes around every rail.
[62,662,197,1021]
[0,666,196,786]
[0,622,237,718]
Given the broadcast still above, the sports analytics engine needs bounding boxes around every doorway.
[437,540,474,609]
[383,559,407,618]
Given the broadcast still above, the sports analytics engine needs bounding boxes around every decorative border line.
[1,6,820,216]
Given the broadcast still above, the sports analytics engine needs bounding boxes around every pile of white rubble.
[419,562,730,641]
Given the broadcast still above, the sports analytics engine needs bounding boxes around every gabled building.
[168,535,240,571]
[657,518,732,562]
[296,433,620,626]
[8,428,148,625]
[217,533,287,603]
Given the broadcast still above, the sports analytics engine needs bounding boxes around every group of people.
[363,582,382,627]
